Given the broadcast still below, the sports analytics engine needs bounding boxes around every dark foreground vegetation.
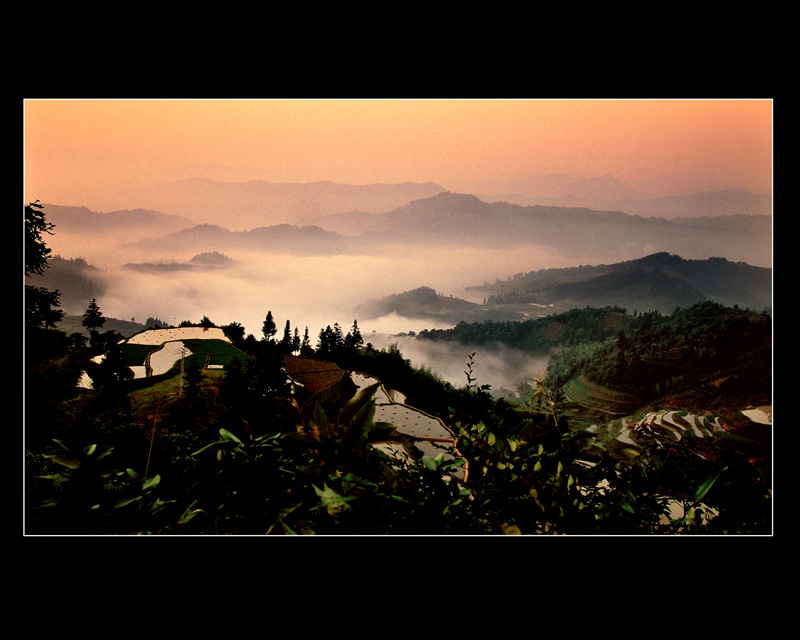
[24,202,772,535]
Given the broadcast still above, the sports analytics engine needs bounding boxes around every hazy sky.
[24,98,773,212]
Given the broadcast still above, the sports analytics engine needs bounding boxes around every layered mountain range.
[35,177,772,332]
[42,184,773,268]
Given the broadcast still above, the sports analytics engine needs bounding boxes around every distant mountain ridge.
[41,187,772,268]
[320,191,772,267]
[461,173,647,202]
[478,188,772,219]
[456,173,771,218]
[138,178,447,228]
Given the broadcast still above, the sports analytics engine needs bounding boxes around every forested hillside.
[418,303,771,411]
[468,253,772,315]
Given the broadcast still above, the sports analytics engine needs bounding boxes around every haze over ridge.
[39,179,771,341]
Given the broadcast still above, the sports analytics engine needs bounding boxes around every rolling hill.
[470,252,772,315]
[128,223,358,255]
[355,253,772,325]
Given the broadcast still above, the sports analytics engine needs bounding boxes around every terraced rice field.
[119,328,247,378]
[126,327,231,345]
[563,375,641,416]
[148,341,193,376]
[350,372,455,443]
[350,371,463,477]
[635,409,721,439]
[582,403,772,466]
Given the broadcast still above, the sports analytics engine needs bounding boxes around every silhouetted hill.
[42,204,193,236]
[56,314,147,338]
[28,255,107,314]
[356,253,772,325]
[354,286,527,325]
[123,251,235,273]
[470,253,772,314]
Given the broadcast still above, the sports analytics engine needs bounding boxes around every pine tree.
[345,319,364,352]
[280,319,292,352]
[25,201,64,330]
[292,327,301,354]
[300,327,314,356]
[262,311,277,342]
[82,298,106,347]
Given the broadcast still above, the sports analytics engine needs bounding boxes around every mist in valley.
[44,212,582,392]
[367,332,551,392]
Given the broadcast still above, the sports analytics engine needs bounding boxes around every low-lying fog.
[367,333,551,392]
[47,228,574,390]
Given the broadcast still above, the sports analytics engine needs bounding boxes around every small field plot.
[119,343,156,367]
[127,327,231,345]
[563,375,641,416]
[149,341,193,376]
[182,339,250,367]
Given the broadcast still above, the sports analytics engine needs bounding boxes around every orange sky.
[24,99,773,211]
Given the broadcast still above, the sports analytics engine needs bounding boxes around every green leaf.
[113,495,143,509]
[190,441,224,456]
[94,445,115,461]
[695,466,728,503]
[313,484,354,517]
[42,453,81,469]
[339,382,381,424]
[219,428,243,445]
[370,421,398,441]
[52,439,73,453]
[142,475,161,491]
[312,402,330,442]
[349,397,376,433]
[177,501,205,525]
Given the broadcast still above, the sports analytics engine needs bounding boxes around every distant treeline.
[417,305,632,352]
